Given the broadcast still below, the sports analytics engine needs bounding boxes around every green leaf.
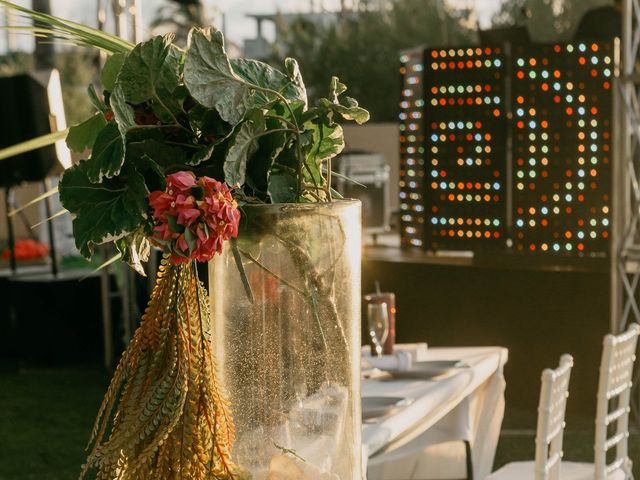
[284,58,307,100]
[231,58,306,106]
[115,35,181,122]
[110,83,136,138]
[66,113,107,153]
[320,97,370,125]
[126,139,186,169]
[87,85,107,113]
[329,76,347,101]
[115,230,151,276]
[101,52,126,91]
[187,144,215,166]
[267,172,298,203]
[304,122,344,184]
[246,129,287,194]
[224,117,265,187]
[59,161,149,259]
[85,122,125,182]
[183,27,255,124]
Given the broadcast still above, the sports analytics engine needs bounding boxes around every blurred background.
[0,0,637,479]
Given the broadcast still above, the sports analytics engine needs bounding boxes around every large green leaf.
[59,161,149,259]
[101,52,126,91]
[224,117,265,187]
[126,138,186,169]
[183,28,254,124]
[267,172,298,204]
[246,129,287,195]
[115,35,181,122]
[85,122,125,182]
[231,58,306,106]
[66,113,107,153]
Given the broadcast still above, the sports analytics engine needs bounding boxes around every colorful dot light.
[423,46,507,250]
[511,42,613,255]
[399,48,426,248]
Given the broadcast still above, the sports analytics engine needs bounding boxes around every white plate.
[362,396,413,420]
[389,360,468,379]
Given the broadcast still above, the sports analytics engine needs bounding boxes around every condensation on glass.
[209,200,362,480]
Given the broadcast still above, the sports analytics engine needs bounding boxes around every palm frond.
[8,187,58,217]
[30,209,68,229]
[0,1,134,53]
[0,129,68,162]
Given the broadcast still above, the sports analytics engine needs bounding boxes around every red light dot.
[530,244,536,251]
[579,56,586,65]
[517,71,525,79]
[578,243,584,251]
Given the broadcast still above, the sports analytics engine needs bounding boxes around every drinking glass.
[367,302,389,357]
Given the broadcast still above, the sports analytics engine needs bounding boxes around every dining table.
[362,346,509,480]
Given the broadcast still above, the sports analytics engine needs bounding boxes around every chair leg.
[464,441,473,480]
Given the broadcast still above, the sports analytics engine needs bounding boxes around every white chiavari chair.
[561,323,639,480]
[487,354,574,480]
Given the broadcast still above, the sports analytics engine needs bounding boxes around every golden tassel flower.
[81,255,243,480]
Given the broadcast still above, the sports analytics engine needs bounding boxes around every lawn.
[0,365,638,479]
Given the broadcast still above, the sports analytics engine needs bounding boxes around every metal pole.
[4,188,16,274]
[41,179,58,277]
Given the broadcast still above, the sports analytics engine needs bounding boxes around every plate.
[361,396,413,420]
[388,360,468,379]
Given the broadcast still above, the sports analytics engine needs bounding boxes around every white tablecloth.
[363,347,508,480]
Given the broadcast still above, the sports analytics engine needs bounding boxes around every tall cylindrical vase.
[209,200,362,479]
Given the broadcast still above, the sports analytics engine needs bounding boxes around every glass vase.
[209,200,362,480]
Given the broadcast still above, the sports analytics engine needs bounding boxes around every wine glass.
[367,302,389,357]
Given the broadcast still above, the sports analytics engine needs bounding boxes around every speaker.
[0,69,71,188]
[334,151,390,233]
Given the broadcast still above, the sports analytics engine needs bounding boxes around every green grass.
[0,366,638,479]
[0,366,109,480]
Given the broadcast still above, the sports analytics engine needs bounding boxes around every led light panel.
[423,46,507,250]
[399,48,426,248]
[511,42,614,255]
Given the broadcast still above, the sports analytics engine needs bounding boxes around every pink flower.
[148,172,240,264]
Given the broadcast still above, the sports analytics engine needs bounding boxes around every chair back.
[534,354,574,480]
[594,323,640,480]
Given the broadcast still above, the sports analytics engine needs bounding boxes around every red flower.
[149,172,240,264]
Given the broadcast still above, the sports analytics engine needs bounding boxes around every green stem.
[265,114,300,133]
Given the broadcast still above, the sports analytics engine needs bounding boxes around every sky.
[0,0,503,53]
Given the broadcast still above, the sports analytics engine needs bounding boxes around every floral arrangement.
[0,2,369,479]
[149,171,240,264]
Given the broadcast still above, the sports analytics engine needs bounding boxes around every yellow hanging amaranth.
[81,255,243,480]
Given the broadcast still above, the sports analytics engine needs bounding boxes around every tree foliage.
[272,0,476,122]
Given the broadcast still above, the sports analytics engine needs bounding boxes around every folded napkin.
[362,343,428,373]
[362,350,414,372]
